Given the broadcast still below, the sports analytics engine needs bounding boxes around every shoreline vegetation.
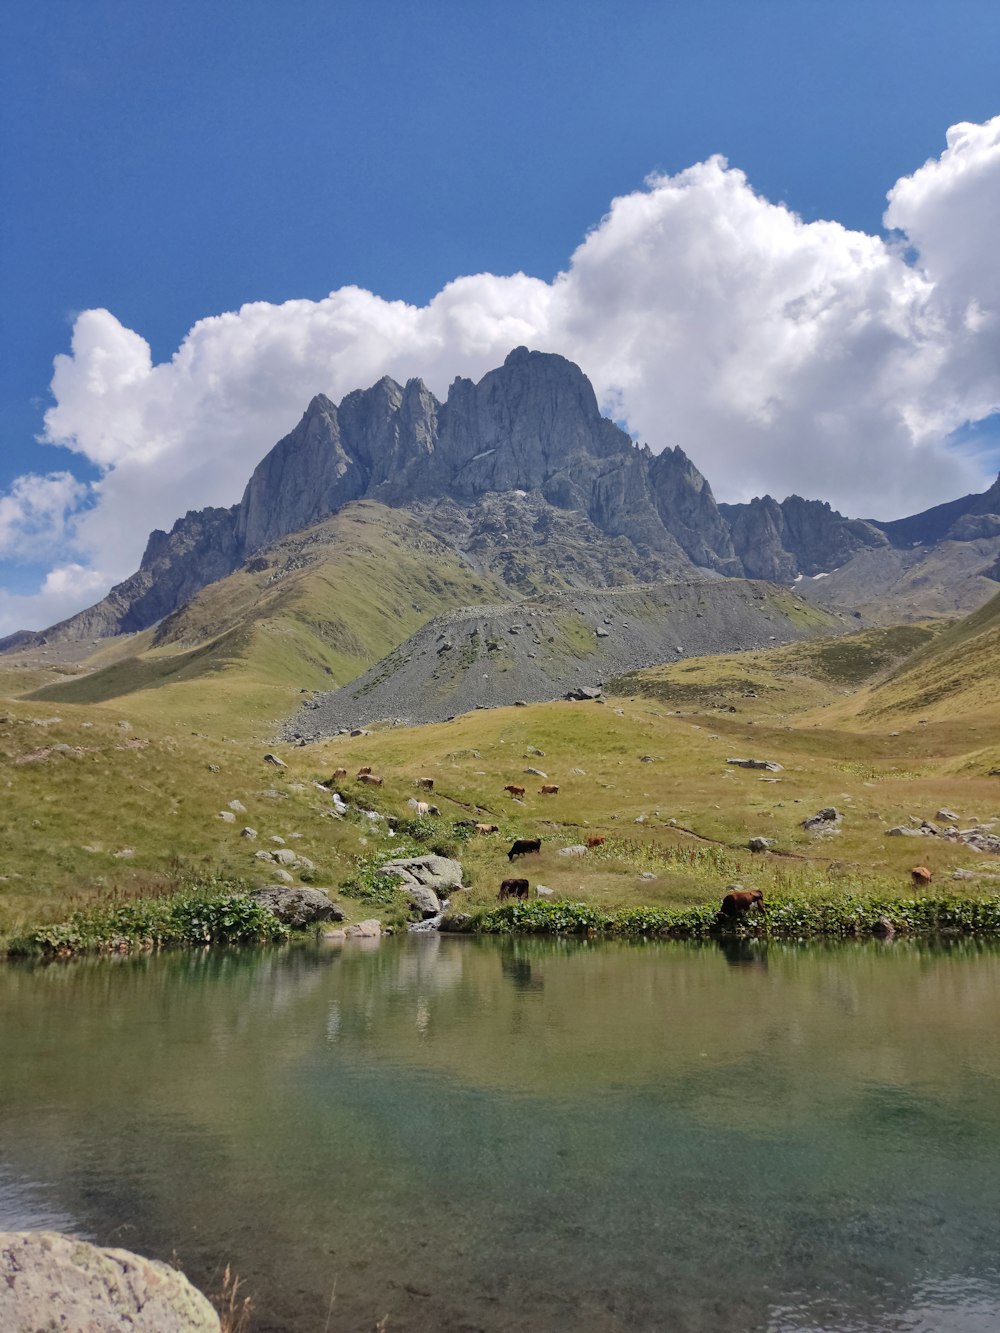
[10,883,1000,958]
[6,881,290,958]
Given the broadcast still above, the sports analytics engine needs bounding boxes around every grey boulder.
[0,1230,220,1332]
[802,807,842,832]
[380,855,464,892]
[407,884,443,918]
[249,886,345,925]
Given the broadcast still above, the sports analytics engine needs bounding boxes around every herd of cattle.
[325,767,938,921]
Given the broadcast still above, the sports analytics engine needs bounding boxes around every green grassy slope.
[3,625,999,950]
[850,588,1000,723]
[610,623,940,719]
[4,555,1000,950]
[20,504,513,739]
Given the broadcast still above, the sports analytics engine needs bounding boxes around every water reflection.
[713,934,769,969]
[499,939,545,991]
[1,937,1000,1331]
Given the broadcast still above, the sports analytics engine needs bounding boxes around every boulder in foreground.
[0,1230,220,1332]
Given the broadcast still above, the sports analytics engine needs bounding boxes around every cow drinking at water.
[718,887,766,922]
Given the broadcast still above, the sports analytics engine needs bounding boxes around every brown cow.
[508,838,542,862]
[499,878,530,901]
[911,865,933,887]
[718,888,766,920]
[504,784,526,798]
[357,773,383,787]
[539,784,559,795]
[416,778,434,791]
[586,835,606,848]
[357,766,372,777]
[331,768,348,781]
[475,823,500,834]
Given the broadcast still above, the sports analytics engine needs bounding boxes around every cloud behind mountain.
[3,115,1000,635]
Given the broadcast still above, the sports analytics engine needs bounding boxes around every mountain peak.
[12,346,1000,652]
[504,345,531,365]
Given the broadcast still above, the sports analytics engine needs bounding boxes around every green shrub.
[7,882,289,958]
[394,815,436,842]
[469,894,1000,940]
[339,853,406,907]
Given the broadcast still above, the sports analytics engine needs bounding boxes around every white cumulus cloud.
[0,472,92,561]
[3,114,1000,636]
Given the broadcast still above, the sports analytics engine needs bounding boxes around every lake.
[2,934,999,1331]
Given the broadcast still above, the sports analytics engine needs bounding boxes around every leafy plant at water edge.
[470,894,1000,939]
[8,883,289,957]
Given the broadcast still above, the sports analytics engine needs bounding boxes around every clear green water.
[2,934,1000,1332]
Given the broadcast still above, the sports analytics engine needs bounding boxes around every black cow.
[508,838,542,862]
[499,878,530,901]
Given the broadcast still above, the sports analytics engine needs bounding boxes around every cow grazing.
[357,773,383,787]
[408,799,431,817]
[911,865,933,887]
[331,768,348,781]
[475,823,500,834]
[718,888,766,920]
[585,835,606,849]
[504,784,526,798]
[415,778,434,791]
[508,838,542,862]
[356,766,372,777]
[539,784,560,795]
[499,878,530,901]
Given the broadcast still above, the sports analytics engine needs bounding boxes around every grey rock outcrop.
[802,807,842,833]
[0,1231,220,1332]
[249,886,345,925]
[406,884,443,918]
[721,495,887,579]
[380,854,464,893]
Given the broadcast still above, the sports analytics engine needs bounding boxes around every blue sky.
[2,1,1000,629]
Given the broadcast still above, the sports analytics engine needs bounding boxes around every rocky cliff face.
[721,495,888,580]
[235,347,711,569]
[7,348,999,651]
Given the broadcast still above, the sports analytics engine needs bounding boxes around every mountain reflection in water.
[1,935,999,1332]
